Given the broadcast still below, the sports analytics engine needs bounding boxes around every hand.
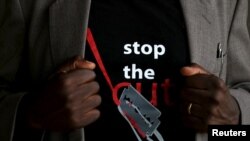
[28,56,101,131]
[179,63,240,132]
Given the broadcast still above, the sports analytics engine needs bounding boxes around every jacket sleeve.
[0,0,27,140]
[227,0,250,124]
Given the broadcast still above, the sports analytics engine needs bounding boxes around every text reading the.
[123,64,155,80]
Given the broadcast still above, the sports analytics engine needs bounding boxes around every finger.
[180,88,217,106]
[65,95,101,129]
[76,109,101,127]
[74,95,102,114]
[184,74,215,89]
[61,69,96,85]
[180,63,210,76]
[207,116,229,125]
[181,102,209,119]
[69,82,100,106]
[42,95,101,130]
[77,81,100,97]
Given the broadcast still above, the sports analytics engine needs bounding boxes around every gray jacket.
[0,0,250,141]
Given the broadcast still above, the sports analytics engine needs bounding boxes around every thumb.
[180,63,210,76]
[58,56,96,73]
[75,59,96,70]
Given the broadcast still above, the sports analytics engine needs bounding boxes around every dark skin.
[180,63,240,132]
[27,56,101,131]
[26,58,239,133]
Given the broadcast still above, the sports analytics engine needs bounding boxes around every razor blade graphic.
[118,85,164,141]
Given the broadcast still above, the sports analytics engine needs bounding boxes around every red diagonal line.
[86,28,114,92]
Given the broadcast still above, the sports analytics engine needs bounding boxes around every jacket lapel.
[49,0,91,66]
[180,0,219,72]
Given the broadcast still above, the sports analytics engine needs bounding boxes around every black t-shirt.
[85,0,192,140]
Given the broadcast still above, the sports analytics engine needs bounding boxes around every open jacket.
[0,0,250,141]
